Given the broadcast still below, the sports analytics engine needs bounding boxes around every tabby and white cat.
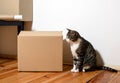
[66,28,118,72]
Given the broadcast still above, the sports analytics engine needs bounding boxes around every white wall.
[33,0,120,66]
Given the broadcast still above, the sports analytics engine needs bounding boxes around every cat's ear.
[66,28,71,31]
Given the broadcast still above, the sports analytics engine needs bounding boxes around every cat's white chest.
[70,41,80,58]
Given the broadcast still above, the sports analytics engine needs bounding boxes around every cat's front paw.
[71,69,75,72]
[82,69,86,72]
[71,69,79,73]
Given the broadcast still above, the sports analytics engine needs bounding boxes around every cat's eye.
[71,32,75,35]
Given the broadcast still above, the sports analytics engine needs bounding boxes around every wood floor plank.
[0,71,51,83]
[0,58,120,83]
[0,65,71,83]
[0,69,18,79]
[29,65,72,83]
[17,73,49,83]
[70,71,103,83]
[88,71,118,83]
[0,60,17,73]
[47,70,103,83]
[108,72,120,83]
[0,58,9,63]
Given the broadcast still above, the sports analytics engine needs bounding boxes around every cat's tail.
[96,66,118,72]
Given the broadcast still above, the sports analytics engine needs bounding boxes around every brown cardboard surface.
[0,0,19,15]
[0,22,32,58]
[0,0,33,21]
[0,26,17,56]
[19,31,62,36]
[18,31,63,71]
[63,40,73,65]
[19,0,33,21]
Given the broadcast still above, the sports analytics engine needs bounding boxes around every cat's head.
[66,28,81,42]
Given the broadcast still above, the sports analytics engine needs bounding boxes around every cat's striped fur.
[66,28,118,72]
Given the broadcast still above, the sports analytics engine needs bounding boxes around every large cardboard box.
[18,31,63,71]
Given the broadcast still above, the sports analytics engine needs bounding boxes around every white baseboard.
[104,64,120,71]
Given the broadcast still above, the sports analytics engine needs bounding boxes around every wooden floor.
[0,58,119,83]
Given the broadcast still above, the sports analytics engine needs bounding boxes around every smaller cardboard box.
[18,31,63,71]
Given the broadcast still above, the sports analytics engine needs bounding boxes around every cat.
[66,28,118,72]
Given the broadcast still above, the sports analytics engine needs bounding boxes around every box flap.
[18,31,62,37]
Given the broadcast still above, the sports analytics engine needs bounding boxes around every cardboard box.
[0,0,33,21]
[18,31,63,71]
